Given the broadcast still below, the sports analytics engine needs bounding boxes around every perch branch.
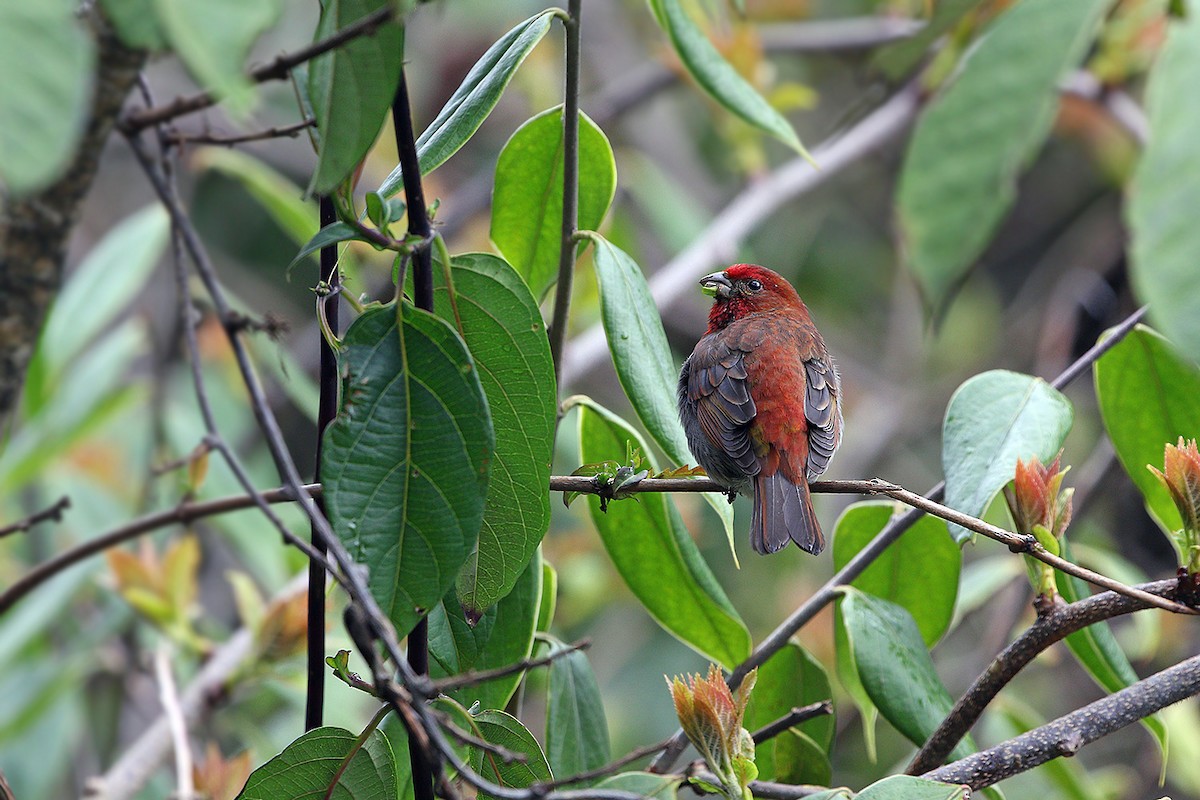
[924,653,1200,790]
[751,702,835,745]
[0,495,70,538]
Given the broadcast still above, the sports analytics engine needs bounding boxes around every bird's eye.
[746,279,763,292]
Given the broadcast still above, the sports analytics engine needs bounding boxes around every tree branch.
[432,639,590,693]
[0,495,70,538]
[119,6,397,132]
[751,702,835,745]
[924,653,1200,790]
[908,577,1185,774]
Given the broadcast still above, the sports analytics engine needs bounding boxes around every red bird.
[678,265,842,555]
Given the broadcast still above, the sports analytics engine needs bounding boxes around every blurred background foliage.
[2,0,1199,798]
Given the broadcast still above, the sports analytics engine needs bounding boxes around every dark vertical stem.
[547,0,582,387]
[393,65,437,800]
[305,195,340,732]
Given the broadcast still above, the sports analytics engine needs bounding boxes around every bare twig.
[538,737,676,789]
[154,644,195,800]
[751,701,834,745]
[692,772,834,800]
[924,653,1200,790]
[165,118,315,147]
[119,6,397,132]
[0,495,70,538]
[432,639,591,693]
[908,578,1185,774]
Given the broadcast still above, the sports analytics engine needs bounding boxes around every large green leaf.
[545,640,610,783]
[153,0,281,115]
[1128,9,1200,358]
[743,642,833,781]
[0,0,94,196]
[896,0,1111,310]
[428,253,556,616]
[647,0,809,159]
[832,502,961,646]
[839,589,976,763]
[857,775,970,800]
[575,398,751,669]
[322,304,493,637]
[236,727,395,799]
[469,710,554,799]
[378,10,556,197]
[307,0,404,195]
[1095,325,1200,539]
[1056,558,1168,760]
[942,370,1073,542]
[429,549,541,712]
[583,232,736,559]
[490,107,616,301]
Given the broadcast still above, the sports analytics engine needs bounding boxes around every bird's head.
[701,264,807,333]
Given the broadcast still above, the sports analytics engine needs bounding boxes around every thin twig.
[165,118,315,147]
[0,495,70,538]
[924,653,1200,790]
[908,578,1185,774]
[537,737,676,789]
[432,639,591,693]
[692,772,833,800]
[751,702,834,745]
[120,6,397,132]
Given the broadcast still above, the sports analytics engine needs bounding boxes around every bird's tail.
[751,472,825,555]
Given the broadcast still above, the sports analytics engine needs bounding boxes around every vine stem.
[547,0,583,387]
[306,195,340,732]
[392,60,437,800]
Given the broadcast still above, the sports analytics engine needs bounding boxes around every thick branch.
[0,18,145,420]
[119,6,396,132]
[908,578,1185,773]
[924,653,1200,790]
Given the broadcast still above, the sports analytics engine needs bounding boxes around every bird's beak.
[699,271,733,299]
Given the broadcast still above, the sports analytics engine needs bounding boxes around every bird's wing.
[803,357,840,481]
[685,337,759,476]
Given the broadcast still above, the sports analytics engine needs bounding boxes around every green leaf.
[856,775,970,800]
[0,0,94,196]
[429,549,541,712]
[469,710,554,799]
[427,254,556,616]
[100,0,166,49]
[377,10,556,197]
[647,0,809,159]
[322,304,493,638]
[193,148,317,247]
[236,727,396,799]
[743,642,833,780]
[575,398,751,669]
[870,0,982,81]
[29,205,169,405]
[1056,557,1169,763]
[596,772,682,800]
[772,730,831,787]
[1095,325,1200,538]
[839,588,976,762]
[490,107,616,301]
[288,222,367,273]
[832,502,961,646]
[833,598,878,761]
[583,232,737,562]
[307,0,404,195]
[153,0,281,116]
[537,559,557,633]
[545,640,610,783]
[896,0,1111,311]
[942,370,1073,542]
[1128,9,1200,358]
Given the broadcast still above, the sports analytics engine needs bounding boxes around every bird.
[678,264,842,555]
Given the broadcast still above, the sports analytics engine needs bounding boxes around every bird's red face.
[701,264,807,334]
